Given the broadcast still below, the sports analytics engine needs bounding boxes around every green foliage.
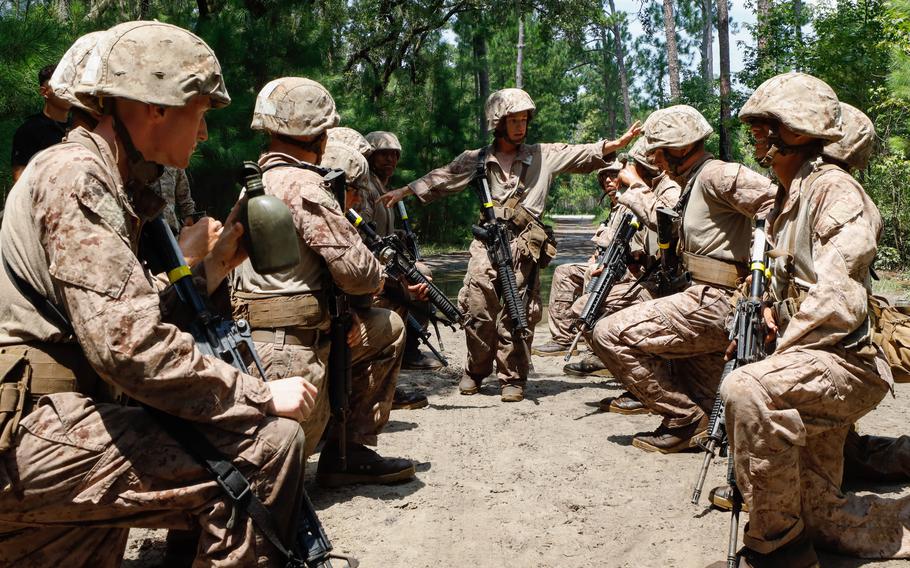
[1,0,910,265]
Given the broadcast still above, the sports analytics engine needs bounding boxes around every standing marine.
[380,88,639,402]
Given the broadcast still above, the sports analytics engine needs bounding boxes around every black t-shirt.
[10,112,68,167]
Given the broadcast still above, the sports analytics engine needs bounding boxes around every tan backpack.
[870,295,910,383]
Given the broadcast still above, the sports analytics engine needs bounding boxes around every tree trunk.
[53,0,70,21]
[473,29,490,140]
[662,0,681,100]
[608,0,631,127]
[197,0,210,19]
[716,0,732,160]
[515,1,525,89]
[756,0,770,53]
[701,0,713,84]
[793,0,804,61]
[599,26,617,138]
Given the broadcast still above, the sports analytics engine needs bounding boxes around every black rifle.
[345,208,464,327]
[396,201,422,261]
[470,156,528,334]
[323,169,355,476]
[564,213,641,361]
[654,206,690,297]
[688,221,768,568]
[145,215,350,568]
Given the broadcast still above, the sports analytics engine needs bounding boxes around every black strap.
[3,256,74,335]
[150,409,304,566]
[260,159,330,177]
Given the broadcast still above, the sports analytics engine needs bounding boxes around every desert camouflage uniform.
[232,152,403,457]
[409,142,610,385]
[721,161,908,558]
[360,172,395,238]
[148,166,195,232]
[546,221,612,345]
[590,156,775,427]
[0,128,305,566]
[564,174,682,341]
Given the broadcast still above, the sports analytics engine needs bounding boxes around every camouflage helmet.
[49,31,106,113]
[328,127,372,157]
[251,77,339,137]
[644,105,713,151]
[739,72,843,141]
[75,21,230,114]
[823,103,875,171]
[598,159,624,177]
[365,131,402,153]
[628,136,659,175]
[321,141,369,186]
[485,88,536,132]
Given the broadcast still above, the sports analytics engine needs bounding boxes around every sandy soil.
[124,217,910,568]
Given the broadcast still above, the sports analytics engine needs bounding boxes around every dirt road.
[125,217,910,568]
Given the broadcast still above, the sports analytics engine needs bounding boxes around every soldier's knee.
[388,309,405,347]
[720,369,762,415]
[259,416,307,466]
[592,315,622,349]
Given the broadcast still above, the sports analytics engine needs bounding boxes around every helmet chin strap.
[110,108,164,189]
[757,125,821,168]
[664,143,701,175]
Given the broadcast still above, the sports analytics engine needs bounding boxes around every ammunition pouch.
[233,291,328,330]
[0,343,100,452]
[492,202,557,267]
[682,252,747,289]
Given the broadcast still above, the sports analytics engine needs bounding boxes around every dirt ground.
[124,217,910,568]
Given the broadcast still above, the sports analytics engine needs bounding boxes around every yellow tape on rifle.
[167,265,192,283]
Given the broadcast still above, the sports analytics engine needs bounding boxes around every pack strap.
[3,257,73,336]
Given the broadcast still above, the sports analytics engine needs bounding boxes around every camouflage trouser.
[254,307,404,451]
[547,262,587,345]
[570,278,653,332]
[589,284,731,428]
[459,238,542,386]
[844,428,910,483]
[0,393,306,567]
[721,347,910,557]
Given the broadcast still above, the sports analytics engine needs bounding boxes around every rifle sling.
[3,257,74,336]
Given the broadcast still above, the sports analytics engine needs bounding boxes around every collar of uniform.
[258,151,301,169]
[64,127,159,222]
[369,170,388,194]
[780,157,823,219]
[679,152,714,183]
[483,143,534,178]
